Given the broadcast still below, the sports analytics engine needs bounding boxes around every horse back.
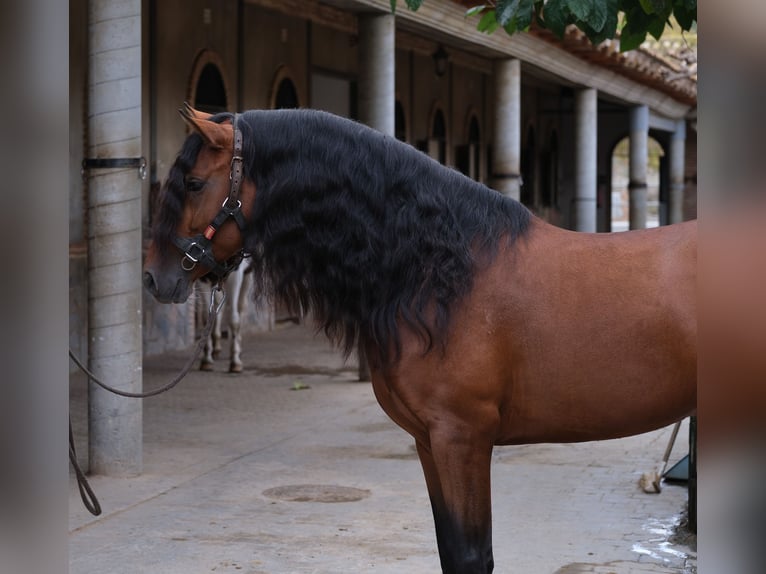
[488,219,697,443]
[372,219,697,447]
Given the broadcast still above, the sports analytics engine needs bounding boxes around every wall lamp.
[433,45,449,78]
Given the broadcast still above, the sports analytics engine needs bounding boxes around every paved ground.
[70,323,696,574]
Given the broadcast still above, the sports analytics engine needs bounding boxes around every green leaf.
[647,13,667,40]
[620,5,653,51]
[515,0,535,31]
[566,0,592,23]
[673,0,696,30]
[465,5,487,18]
[477,9,499,34]
[639,0,668,15]
[620,26,645,51]
[496,0,521,27]
[598,0,620,41]
[543,0,569,37]
[587,0,607,32]
[404,0,424,10]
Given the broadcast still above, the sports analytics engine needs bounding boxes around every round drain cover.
[263,484,371,503]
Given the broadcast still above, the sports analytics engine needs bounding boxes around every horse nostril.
[143,271,157,294]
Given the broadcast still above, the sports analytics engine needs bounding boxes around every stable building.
[69,0,696,474]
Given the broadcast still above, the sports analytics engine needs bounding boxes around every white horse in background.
[196,261,253,373]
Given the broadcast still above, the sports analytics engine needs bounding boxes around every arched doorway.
[274,78,299,109]
[456,112,481,181]
[541,130,559,209]
[520,125,536,207]
[429,106,447,164]
[395,100,407,142]
[188,51,229,113]
[610,136,664,231]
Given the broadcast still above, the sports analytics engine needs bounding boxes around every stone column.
[358,13,395,136]
[492,58,521,200]
[574,88,597,232]
[87,0,143,475]
[668,119,686,224]
[357,12,395,381]
[629,105,649,230]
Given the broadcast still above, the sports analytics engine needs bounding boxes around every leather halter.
[173,114,247,281]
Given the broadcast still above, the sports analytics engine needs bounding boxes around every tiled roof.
[530,25,697,105]
[449,1,696,105]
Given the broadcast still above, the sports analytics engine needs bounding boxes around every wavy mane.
[153,109,531,363]
[240,110,530,360]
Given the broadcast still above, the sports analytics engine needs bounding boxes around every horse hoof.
[200,362,214,372]
[229,364,243,374]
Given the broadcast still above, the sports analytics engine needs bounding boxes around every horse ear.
[181,101,213,122]
[178,104,231,150]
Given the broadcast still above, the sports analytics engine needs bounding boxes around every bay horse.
[143,105,696,573]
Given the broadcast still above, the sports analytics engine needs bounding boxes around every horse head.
[143,104,254,303]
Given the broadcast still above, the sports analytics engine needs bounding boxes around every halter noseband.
[173,114,247,281]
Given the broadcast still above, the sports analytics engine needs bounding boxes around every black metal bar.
[82,157,146,170]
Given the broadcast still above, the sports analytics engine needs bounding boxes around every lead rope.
[69,284,226,515]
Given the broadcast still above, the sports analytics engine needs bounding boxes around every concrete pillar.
[492,59,521,200]
[357,12,395,381]
[574,88,597,232]
[87,0,143,476]
[668,120,686,224]
[629,105,649,230]
[358,13,395,136]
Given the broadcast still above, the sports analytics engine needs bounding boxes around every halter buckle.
[222,197,242,212]
[181,241,206,271]
[230,155,243,180]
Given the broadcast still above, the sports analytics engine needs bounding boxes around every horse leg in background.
[199,282,222,371]
[416,429,495,574]
[211,287,224,359]
[225,264,247,373]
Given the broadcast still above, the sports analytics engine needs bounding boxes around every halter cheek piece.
[173,114,247,281]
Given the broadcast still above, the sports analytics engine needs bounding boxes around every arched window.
[188,51,229,114]
[274,78,299,109]
[270,66,301,110]
[194,63,227,113]
[430,107,447,164]
[610,136,665,231]
[520,125,536,206]
[541,130,559,208]
[395,100,407,142]
[456,113,482,181]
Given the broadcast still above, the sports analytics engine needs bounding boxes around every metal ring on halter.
[181,241,204,270]
[181,255,197,271]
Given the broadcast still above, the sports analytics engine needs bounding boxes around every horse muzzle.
[142,267,193,304]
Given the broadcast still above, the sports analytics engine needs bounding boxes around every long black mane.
[155,109,531,362]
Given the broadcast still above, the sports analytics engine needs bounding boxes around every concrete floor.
[70,323,696,573]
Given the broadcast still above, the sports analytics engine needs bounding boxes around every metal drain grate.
[262,484,371,503]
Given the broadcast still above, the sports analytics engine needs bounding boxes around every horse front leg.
[416,430,494,574]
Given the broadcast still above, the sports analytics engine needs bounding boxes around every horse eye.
[185,178,206,193]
